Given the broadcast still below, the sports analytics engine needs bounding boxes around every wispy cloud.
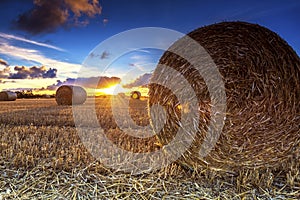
[0,32,65,52]
[123,73,151,88]
[0,42,81,78]
[130,55,150,60]
[0,80,16,84]
[0,58,9,66]
[129,63,146,72]
[128,48,151,54]
[224,1,300,21]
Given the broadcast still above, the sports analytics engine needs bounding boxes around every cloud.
[42,68,57,78]
[0,66,10,78]
[8,66,57,79]
[129,63,149,72]
[0,58,8,66]
[14,0,102,34]
[46,76,121,91]
[103,18,108,25]
[0,32,65,51]
[64,0,101,17]
[0,80,16,84]
[123,73,152,88]
[0,66,15,84]
[0,42,81,78]
[128,48,151,54]
[45,80,64,91]
[1,64,58,80]
[100,51,110,59]
[15,0,69,34]
[89,51,110,59]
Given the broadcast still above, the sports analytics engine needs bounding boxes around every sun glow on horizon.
[94,84,126,96]
[91,84,149,97]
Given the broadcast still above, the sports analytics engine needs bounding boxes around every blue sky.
[0,0,299,94]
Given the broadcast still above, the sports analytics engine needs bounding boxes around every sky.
[0,0,299,95]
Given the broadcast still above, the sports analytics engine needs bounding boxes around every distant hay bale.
[149,21,300,171]
[55,85,87,105]
[0,91,17,101]
[42,94,51,98]
[117,92,126,98]
[131,91,141,99]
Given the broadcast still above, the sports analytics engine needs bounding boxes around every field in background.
[0,98,299,199]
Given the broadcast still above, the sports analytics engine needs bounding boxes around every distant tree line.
[15,90,55,99]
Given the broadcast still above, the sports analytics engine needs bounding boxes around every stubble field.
[0,98,299,199]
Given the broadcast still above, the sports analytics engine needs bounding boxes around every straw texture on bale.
[0,91,17,101]
[148,21,300,171]
[55,85,87,105]
[131,91,141,99]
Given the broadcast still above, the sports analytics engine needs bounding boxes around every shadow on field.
[0,97,160,156]
[0,105,75,127]
[0,97,150,128]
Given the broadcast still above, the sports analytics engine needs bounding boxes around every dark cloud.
[8,66,57,79]
[42,68,57,78]
[100,51,110,59]
[89,51,110,59]
[46,76,121,91]
[15,0,69,34]
[45,80,64,91]
[89,52,96,58]
[123,73,152,88]
[14,0,101,34]
[0,58,8,66]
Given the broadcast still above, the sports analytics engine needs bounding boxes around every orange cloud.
[0,66,10,79]
[0,58,8,67]
[15,0,102,34]
[64,0,102,17]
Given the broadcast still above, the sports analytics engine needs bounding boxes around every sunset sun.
[95,84,126,96]
[101,85,118,95]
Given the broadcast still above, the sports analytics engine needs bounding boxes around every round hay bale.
[0,91,17,101]
[55,85,87,105]
[148,21,300,171]
[131,91,141,100]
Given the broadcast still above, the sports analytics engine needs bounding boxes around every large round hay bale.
[149,21,300,171]
[55,85,87,105]
[0,91,17,101]
[131,91,141,99]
